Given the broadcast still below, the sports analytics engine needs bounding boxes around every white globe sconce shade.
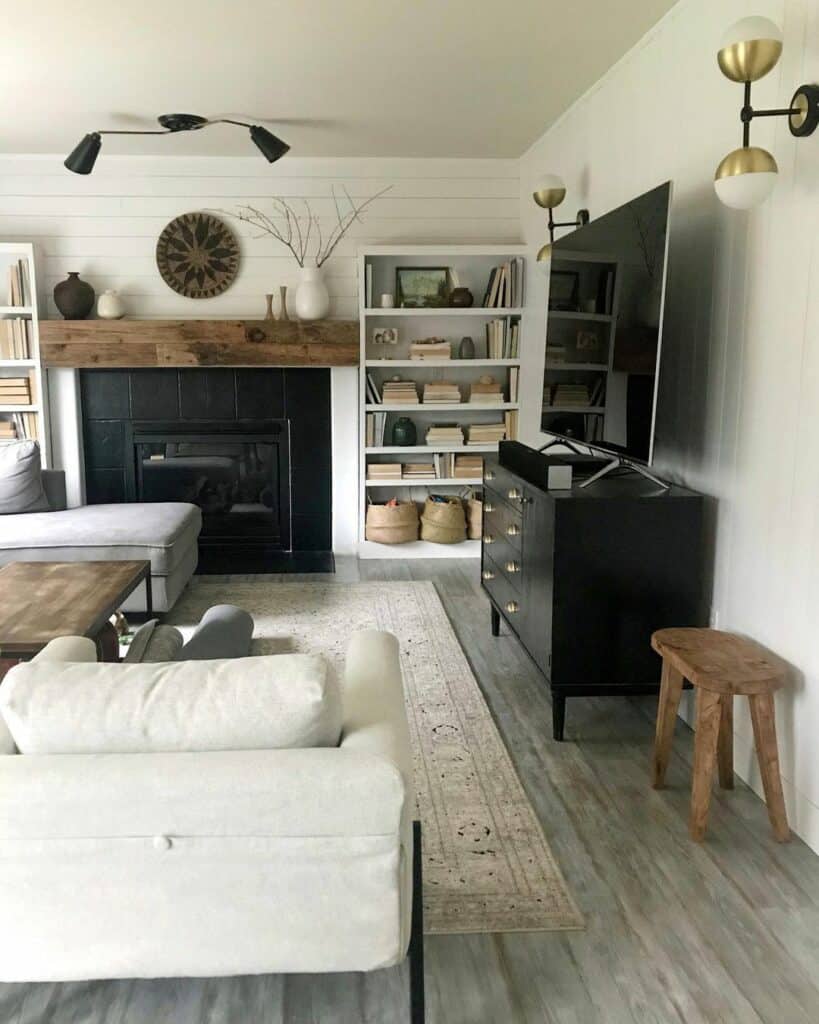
[717,17,783,82]
[714,146,778,209]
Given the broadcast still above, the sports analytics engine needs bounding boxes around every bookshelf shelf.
[358,244,527,558]
[0,244,48,461]
[545,362,608,371]
[545,405,606,414]
[548,310,613,322]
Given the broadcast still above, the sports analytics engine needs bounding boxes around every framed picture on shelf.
[548,270,580,311]
[371,326,399,345]
[396,267,450,308]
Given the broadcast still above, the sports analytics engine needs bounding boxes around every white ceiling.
[0,0,678,159]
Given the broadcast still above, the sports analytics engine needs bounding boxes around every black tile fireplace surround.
[80,368,333,573]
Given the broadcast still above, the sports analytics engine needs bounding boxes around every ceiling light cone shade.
[718,17,782,82]
[64,132,102,174]
[250,125,290,163]
[714,146,778,209]
[533,173,567,209]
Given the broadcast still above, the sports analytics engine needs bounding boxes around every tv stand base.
[579,456,670,490]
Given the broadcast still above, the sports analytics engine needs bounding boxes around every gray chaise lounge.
[0,471,201,613]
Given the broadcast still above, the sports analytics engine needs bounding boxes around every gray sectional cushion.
[0,502,201,574]
[177,605,254,661]
[0,441,49,515]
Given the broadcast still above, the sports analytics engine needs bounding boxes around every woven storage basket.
[420,495,467,544]
[365,501,419,544]
[466,497,483,540]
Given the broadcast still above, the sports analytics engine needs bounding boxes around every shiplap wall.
[521,0,819,851]
[0,154,520,549]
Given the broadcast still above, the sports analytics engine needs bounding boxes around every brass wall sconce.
[532,175,589,260]
[715,17,818,208]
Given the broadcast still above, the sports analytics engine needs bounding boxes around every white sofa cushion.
[0,654,342,754]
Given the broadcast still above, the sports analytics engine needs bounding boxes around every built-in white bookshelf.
[357,244,527,559]
[0,243,49,463]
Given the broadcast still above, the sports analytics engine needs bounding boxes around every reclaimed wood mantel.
[39,319,359,368]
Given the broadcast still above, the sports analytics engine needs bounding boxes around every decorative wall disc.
[156,212,239,298]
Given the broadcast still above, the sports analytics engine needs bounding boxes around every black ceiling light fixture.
[64,114,290,174]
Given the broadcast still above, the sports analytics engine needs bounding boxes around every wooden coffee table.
[0,560,151,668]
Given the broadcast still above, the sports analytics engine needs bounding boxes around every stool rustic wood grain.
[651,627,790,843]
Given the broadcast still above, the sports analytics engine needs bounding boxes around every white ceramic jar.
[97,289,125,319]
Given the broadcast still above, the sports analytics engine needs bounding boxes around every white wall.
[0,154,520,549]
[520,0,819,851]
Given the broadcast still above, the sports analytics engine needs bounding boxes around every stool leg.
[652,659,684,788]
[717,694,734,789]
[748,693,790,842]
[689,689,722,841]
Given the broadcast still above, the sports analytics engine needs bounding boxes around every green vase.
[391,417,417,446]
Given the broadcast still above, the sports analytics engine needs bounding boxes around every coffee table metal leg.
[145,572,153,618]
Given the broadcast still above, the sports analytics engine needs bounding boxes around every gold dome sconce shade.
[536,242,552,263]
[714,17,819,209]
[532,174,589,248]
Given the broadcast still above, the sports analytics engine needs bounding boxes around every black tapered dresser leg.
[490,605,500,637]
[409,820,425,1023]
[552,694,566,742]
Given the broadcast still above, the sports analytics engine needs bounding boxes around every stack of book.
[485,318,520,358]
[467,422,507,445]
[0,419,17,443]
[1,319,32,359]
[425,424,464,446]
[367,462,403,482]
[7,259,31,307]
[469,378,504,404]
[410,338,450,361]
[382,379,419,404]
[454,454,484,479]
[5,411,37,440]
[402,462,436,480]
[365,411,388,447]
[0,376,32,406]
[422,381,461,404]
[482,258,525,309]
[552,383,591,407]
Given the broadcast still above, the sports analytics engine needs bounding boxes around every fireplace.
[80,368,332,573]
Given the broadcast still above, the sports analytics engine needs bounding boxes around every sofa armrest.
[31,636,97,664]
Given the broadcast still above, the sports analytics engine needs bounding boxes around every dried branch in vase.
[218,185,392,268]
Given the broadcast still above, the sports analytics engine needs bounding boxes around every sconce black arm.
[546,206,590,243]
[739,81,819,146]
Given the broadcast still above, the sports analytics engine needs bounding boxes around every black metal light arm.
[739,80,819,145]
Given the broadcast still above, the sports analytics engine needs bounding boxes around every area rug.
[168,579,583,934]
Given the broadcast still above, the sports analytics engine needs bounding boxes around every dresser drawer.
[481,529,523,590]
[484,501,522,553]
[481,552,524,624]
[483,462,527,511]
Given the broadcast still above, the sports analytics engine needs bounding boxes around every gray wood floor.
[3,558,819,1024]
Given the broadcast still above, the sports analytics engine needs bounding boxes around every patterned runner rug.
[169,579,583,934]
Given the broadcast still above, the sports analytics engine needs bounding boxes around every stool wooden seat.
[651,627,790,842]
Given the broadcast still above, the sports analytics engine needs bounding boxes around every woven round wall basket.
[365,500,419,544]
[420,495,466,544]
[156,211,240,298]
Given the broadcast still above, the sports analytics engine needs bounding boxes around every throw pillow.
[0,440,49,515]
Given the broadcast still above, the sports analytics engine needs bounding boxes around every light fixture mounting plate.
[789,84,819,138]
[157,113,209,133]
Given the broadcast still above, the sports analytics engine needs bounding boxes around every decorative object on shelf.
[532,174,590,260]
[450,287,474,308]
[156,212,240,299]
[420,494,466,544]
[278,286,289,321]
[548,270,580,311]
[365,499,419,544]
[380,293,395,308]
[53,272,95,320]
[391,417,417,447]
[64,114,289,175]
[265,294,274,320]
[411,337,450,361]
[396,267,450,308]
[458,335,476,359]
[372,326,399,345]
[714,17,818,208]
[294,263,330,321]
[96,289,125,320]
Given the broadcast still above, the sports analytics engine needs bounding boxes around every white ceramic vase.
[97,289,125,320]
[294,263,330,321]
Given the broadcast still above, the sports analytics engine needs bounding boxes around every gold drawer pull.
[505,561,520,574]
[485,470,496,481]
[484,501,495,513]
[507,488,521,501]
[482,569,495,581]
[506,524,520,537]
[483,534,495,544]
[506,601,519,614]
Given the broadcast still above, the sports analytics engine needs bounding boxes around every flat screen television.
[541,181,672,469]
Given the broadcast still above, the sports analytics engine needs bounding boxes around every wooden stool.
[651,628,790,842]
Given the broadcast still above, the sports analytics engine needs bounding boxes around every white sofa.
[0,630,424,1021]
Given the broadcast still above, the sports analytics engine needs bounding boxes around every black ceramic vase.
[450,287,474,308]
[391,417,417,446]
[53,272,95,320]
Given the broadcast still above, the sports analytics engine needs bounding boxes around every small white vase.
[294,263,330,321]
[97,289,125,319]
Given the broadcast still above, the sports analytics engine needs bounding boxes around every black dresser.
[481,443,707,740]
